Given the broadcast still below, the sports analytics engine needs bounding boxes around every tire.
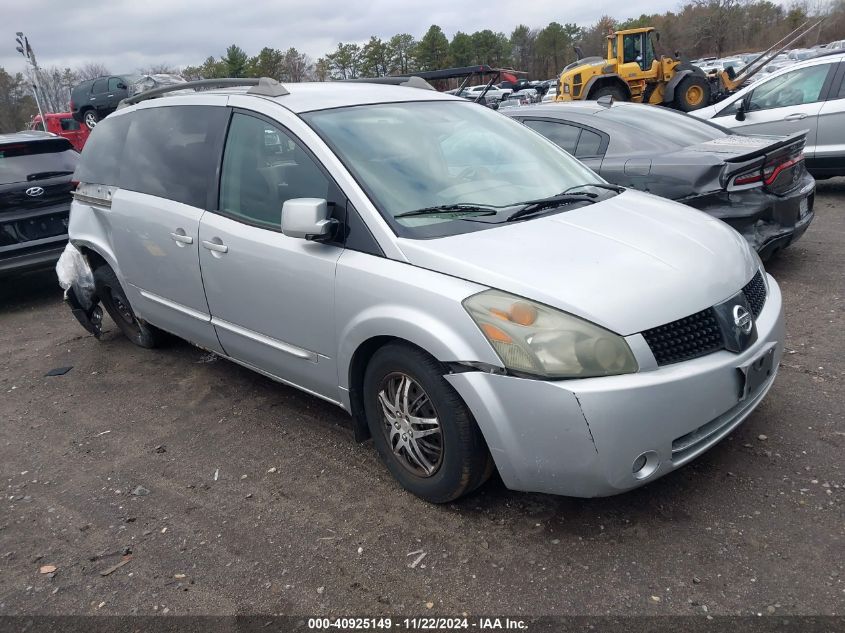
[362,342,492,503]
[589,83,628,102]
[83,109,99,129]
[674,74,711,112]
[93,265,164,349]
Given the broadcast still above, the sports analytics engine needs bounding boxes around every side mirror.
[735,99,746,122]
[281,198,336,241]
[117,82,127,90]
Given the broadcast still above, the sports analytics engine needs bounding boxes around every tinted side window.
[523,119,579,154]
[837,68,845,99]
[575,129,603,157]
[92,78,108,93]
[108,77,123,91]
[60,118,81,131]
[73,114,130,185]
[119,106,227,208]
[219,113,330,229]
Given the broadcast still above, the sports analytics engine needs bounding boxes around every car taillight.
[732,170,763,186]
[762,153,803,186]
[730,152,804,188]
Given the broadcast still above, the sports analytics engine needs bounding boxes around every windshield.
[596,105,730,145]
[303,101,599,237]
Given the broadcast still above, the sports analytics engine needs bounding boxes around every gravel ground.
[0,180,842,618]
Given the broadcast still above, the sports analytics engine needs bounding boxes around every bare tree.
[77,62,111,81]
[137,63,180,75]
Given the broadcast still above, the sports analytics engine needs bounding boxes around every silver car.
[693,52,845,178]
[64,78,784,503]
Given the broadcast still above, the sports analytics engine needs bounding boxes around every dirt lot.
[0,181,843,619]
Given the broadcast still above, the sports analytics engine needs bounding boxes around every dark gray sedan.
[506,101,815,259]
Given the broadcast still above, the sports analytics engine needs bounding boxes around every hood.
[690,104,718,119]
[396,190,757,335]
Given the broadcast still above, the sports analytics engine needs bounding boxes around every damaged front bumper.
[683,173,815,259]
[445,275,784,498]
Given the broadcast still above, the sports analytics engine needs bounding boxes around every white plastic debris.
[56,243,96,308]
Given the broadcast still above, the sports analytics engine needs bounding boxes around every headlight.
[463,290,638,379]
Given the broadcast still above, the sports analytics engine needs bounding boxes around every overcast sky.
[4,0,696,75]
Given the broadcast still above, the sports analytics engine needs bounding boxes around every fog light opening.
[632,451,660,480]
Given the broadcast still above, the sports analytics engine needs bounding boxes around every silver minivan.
[64,78,784,503]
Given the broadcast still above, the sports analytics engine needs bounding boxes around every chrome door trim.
[211,317,318,362]
[137,288,211,323]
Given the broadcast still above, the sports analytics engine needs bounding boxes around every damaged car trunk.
[671,132,813,258]
[0,133,78,275]
[506,101,815,259]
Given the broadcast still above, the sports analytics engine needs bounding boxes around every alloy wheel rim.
[377,372,443,478]
[85,113,97,128]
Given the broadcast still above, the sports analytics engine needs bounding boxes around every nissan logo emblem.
[732,305,753,334]
[25,186,45,197]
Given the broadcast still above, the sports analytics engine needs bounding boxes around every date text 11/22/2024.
[307,617,529,630]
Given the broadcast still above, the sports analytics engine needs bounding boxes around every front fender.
[583,74,631,100]
[334,251,503,392]
[663,69,693,103]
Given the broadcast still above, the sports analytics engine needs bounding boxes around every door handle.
[170,231,193,245]
[784,113,808,121]
[202,239,228,254]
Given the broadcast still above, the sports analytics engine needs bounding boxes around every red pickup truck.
[30,113,90,152]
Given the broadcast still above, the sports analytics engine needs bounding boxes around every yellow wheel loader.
[555,20,824,112]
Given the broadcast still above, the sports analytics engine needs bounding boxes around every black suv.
[70,75,131,129]
[0,132,78,275]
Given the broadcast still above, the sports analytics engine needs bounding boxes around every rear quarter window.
[73,114,130,185]
[118,105,228,208]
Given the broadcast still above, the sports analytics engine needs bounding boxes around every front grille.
[642,271,768,367]
[742,271,766,318]
[642,308,724,366]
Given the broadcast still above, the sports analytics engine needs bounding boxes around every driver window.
[219,113,329,230]
[644,35,656,69]
[747,64,830,111]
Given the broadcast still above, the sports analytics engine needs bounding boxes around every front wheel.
[362,342,492,503]
[83,110,99,129]
[674,75,711,112]
[589,84,628,102]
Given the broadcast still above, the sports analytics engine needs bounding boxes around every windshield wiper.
[505,183,624,223]
[506,193,598,222]
[27,171,74,181]
[561,183,625,195]
[395,204,498,219]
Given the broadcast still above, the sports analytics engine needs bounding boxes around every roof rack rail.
[341,76,434,91]
[119,77,289,108]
